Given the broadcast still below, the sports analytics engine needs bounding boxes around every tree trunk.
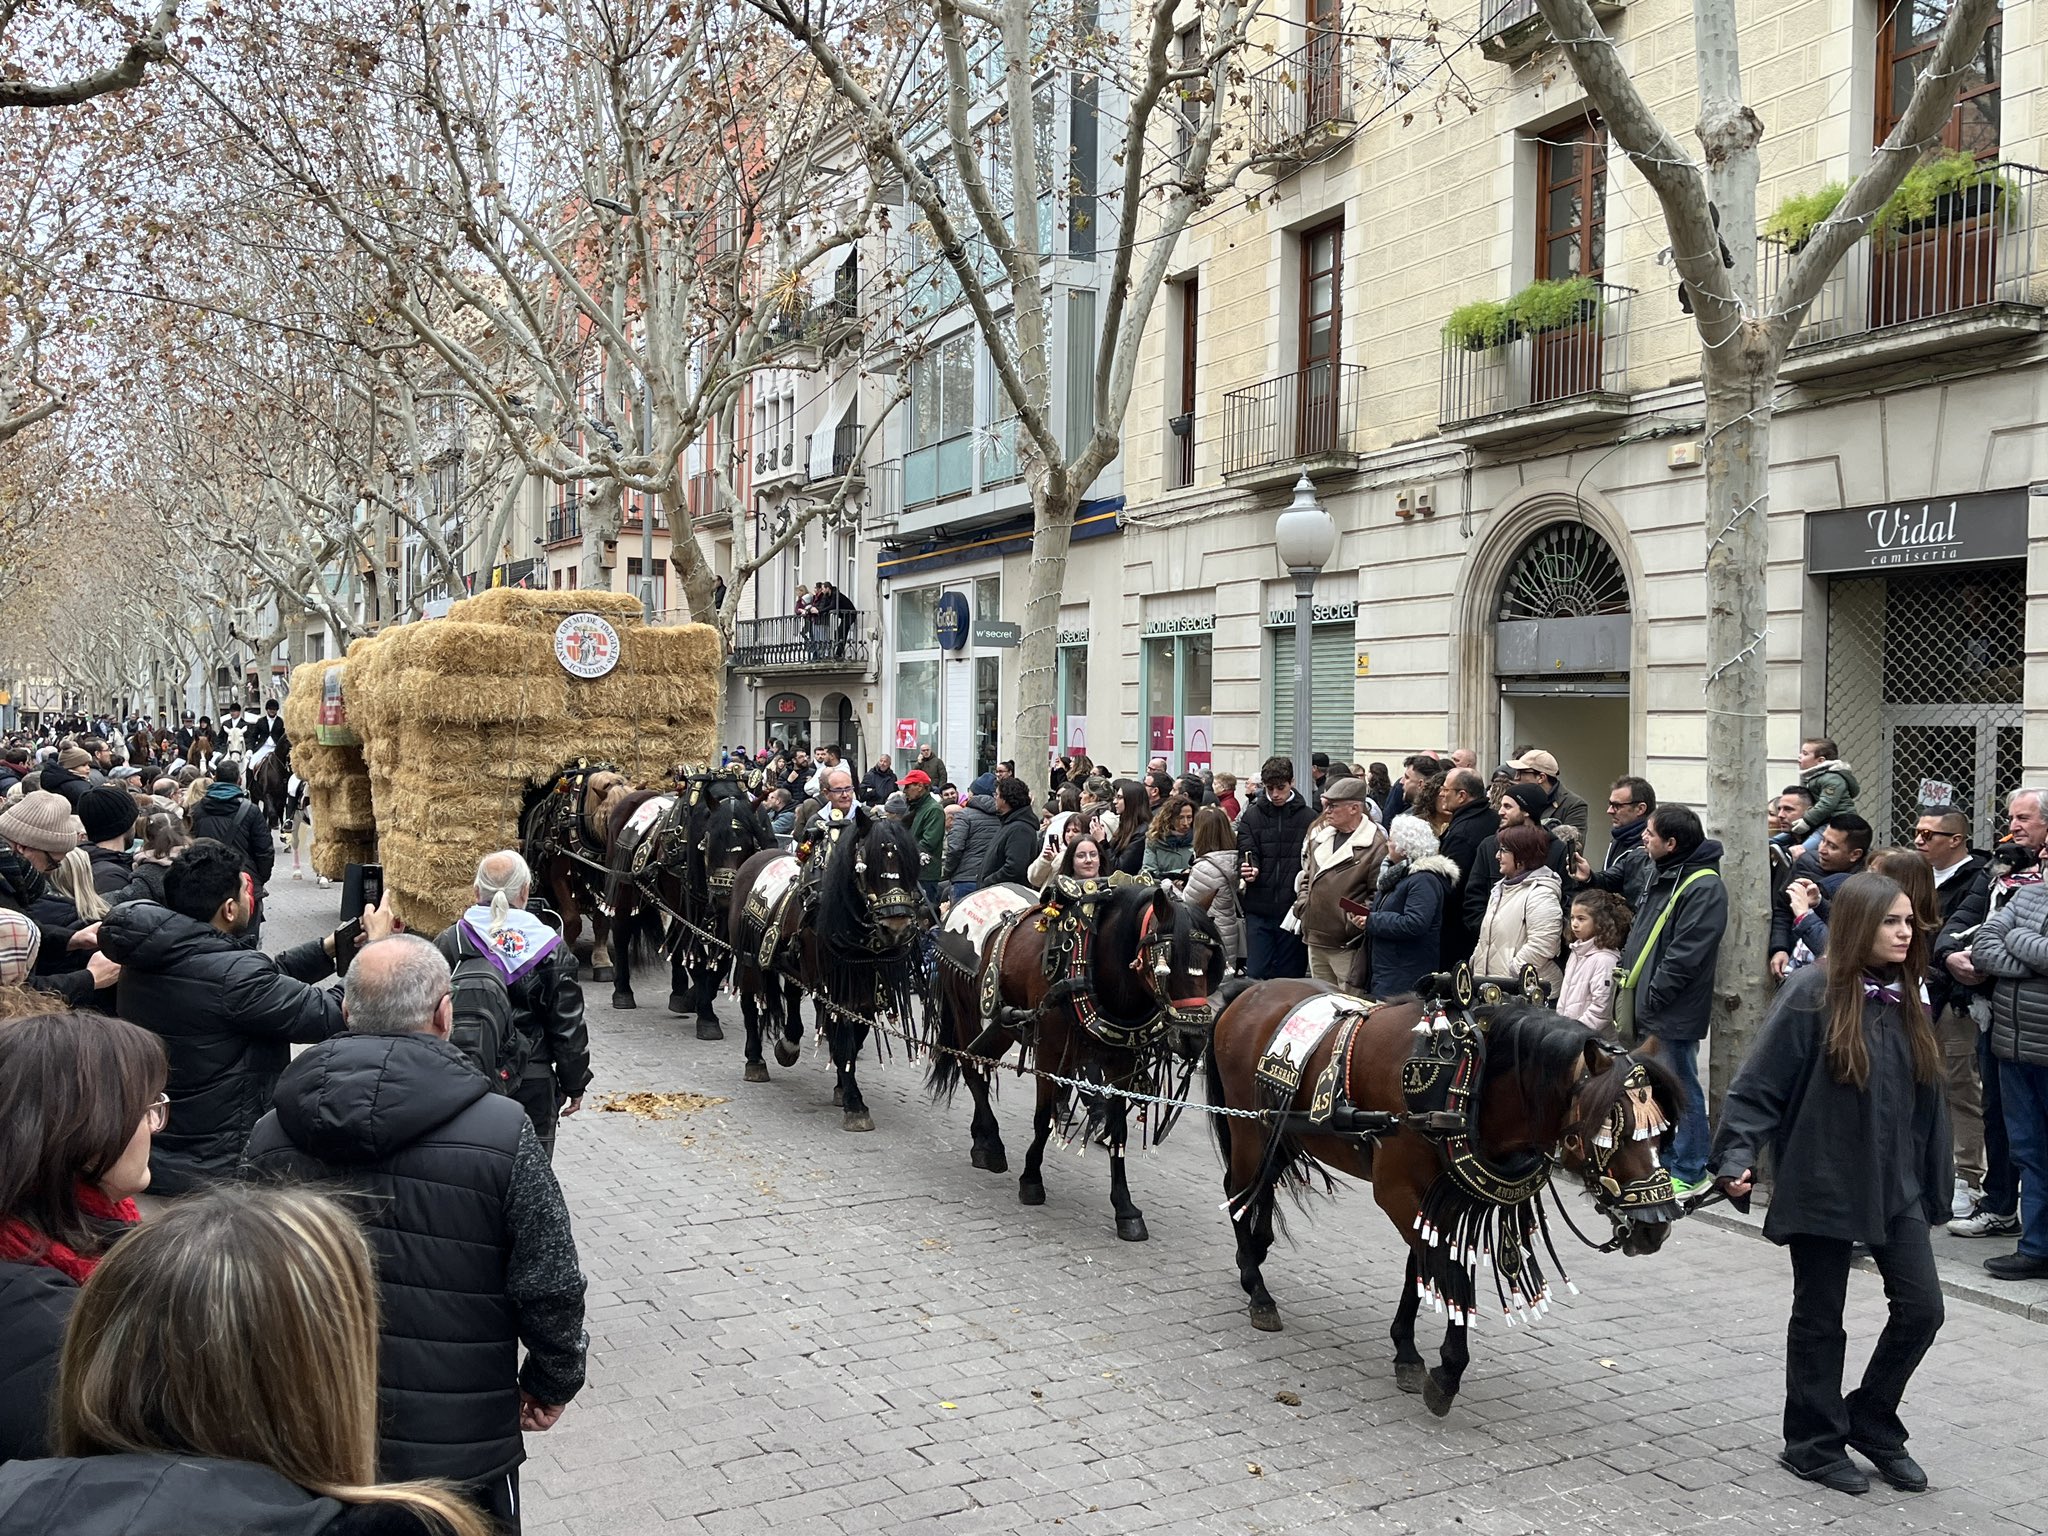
[1007,483,1077,798]
[1701,332,1777,1108]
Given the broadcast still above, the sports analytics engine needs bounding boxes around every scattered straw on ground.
[600,1090,730,1121]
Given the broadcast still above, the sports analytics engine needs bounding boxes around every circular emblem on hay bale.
[553,612,621,678]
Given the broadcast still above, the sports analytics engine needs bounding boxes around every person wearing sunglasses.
[0,1011,167,1463]
[1567,774,1658,912]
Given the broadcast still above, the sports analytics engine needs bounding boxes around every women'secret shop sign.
[1805,488,2028,575]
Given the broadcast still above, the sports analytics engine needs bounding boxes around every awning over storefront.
[876,496,1122,581]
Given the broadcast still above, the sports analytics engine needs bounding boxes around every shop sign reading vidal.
[1806,489,2028,576]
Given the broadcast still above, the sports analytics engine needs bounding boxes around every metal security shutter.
[1270,625,1355,758]
[1823,567,2023,846]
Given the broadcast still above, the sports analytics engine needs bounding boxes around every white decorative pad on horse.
[620,794,676,874]
[740,853,803,969]
[943,883,1036,945]
[1254,990,1375,1098]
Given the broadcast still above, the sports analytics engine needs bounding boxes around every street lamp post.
[1274,472,1338,812]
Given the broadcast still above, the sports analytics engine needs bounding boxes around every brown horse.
[1207,978,1682,1416]
[930,879,1224,1242]
[522,766,631,980]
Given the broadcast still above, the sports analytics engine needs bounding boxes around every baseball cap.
[901,769,932,787]
[1507,749,1560,777]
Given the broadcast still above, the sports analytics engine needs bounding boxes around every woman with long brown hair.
[0,1184,492,1535]
[1711,872,1951,1497]
[0,1011,164,1462]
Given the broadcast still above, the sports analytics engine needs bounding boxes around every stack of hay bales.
[280,658,376,879]
[343,588,721,935]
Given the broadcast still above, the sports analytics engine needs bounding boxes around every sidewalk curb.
[1691,1205,2048,1325]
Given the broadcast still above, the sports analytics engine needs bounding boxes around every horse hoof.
[591,965,614,983]
[1395,1362,1427,1395]
[831,1085,844,1107]
[1422,1370,1456,1418]
[1248,1303,1282,1333]
[666,994,691,1015]
[970,1146,1009,1174]
[1018,1180,1045,1206]
[1116,1215,1149,1243]
[744,1061,771,1083]
[612,992,635,1010]
[774,1039,801,1068]
[695,1020,724,1041]
[843,1109,874,1133]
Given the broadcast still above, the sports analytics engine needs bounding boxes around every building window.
[1879,2,1999,155]
[906,332,974,506]
[1142,625,1214,772]
[1167,275,1197,489]
[1056,637,1089,756]
[1069,73,1098,260]
[1296,220,1342,456]
[1537,118,1605,281]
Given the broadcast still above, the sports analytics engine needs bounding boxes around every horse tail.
[1204,1034,1233,1168]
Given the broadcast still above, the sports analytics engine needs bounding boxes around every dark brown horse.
[604,775,775,1035]
[727,808,926,1131]
[521,766,631,980]
[249,749,292,833]
[1207,979,1682,1416]
[931,880,1224,1242]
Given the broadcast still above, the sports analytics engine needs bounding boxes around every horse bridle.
[1556,1053,1678,1242]
[1130,898,1217,1027]
[850,837,920,931]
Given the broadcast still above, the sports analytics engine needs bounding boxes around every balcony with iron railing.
[730,610,871,674]
[544,496,583,546]
[1439,281,1634,445]
[1248,34,1354,173]
[1221,360,1368,484]
[805,420,865,485]
[1762,162,2048,381]
[1476,0,1623,63]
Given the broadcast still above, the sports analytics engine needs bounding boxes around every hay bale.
[282,658,378,870]
[340,591,722,934]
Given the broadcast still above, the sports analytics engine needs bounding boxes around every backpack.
[448,949,525,1093]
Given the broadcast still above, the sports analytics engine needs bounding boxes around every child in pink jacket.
[1557,889,1631,1031]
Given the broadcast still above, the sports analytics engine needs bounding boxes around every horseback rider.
[430,850,591,1160]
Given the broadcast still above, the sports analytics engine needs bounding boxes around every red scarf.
[0,1184,139,1283]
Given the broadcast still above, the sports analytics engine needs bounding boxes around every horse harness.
[978,874,1211,1051]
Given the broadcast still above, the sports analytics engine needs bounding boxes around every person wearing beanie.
[38,747,91,807]
[77,786,140,899]
[1462,781,1575,947]
[0,791,99,975]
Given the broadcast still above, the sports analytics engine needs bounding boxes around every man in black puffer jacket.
[245,934,588,1528]
[189,760,274,935]
[432,850,591,1159]
[976,778,1040,888]
[99,840,390,1194]
[1235,756,1313,979]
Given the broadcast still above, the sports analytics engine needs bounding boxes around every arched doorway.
[1492,520,1634,861]
[818,691,862,769]
[764,691,811,750]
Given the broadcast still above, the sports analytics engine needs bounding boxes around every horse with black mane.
[521,762,632,980]
[1206,974,1683,1416]
[249,749,292,834]
[726,806,927,1131]
[603,771,776,1036]
[931,877,1224,1241]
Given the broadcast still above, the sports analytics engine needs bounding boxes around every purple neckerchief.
[458,906,561,987]
[1862,976,1903,1005]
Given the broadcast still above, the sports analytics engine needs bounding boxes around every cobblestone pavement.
[261,875,2048,1536]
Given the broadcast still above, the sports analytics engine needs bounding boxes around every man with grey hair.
[245,933,589,1529]
[431,849,590,1158]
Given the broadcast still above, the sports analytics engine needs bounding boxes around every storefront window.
[1056,641,1088,757]
[975,654,1000,778]
[893,659,938,774]
[1142,624,1214,772]
[975,574,1001,622]
[895,587,939,652]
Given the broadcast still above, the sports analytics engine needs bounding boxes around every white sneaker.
[1953,1179,1978,1220]
[1951,1204,2022,1238]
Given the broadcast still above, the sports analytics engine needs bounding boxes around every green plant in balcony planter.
[1443,298,1515,351]
[1507,275,1600,334]
[1877,151,2016,234]
[1763,182,1846,251]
